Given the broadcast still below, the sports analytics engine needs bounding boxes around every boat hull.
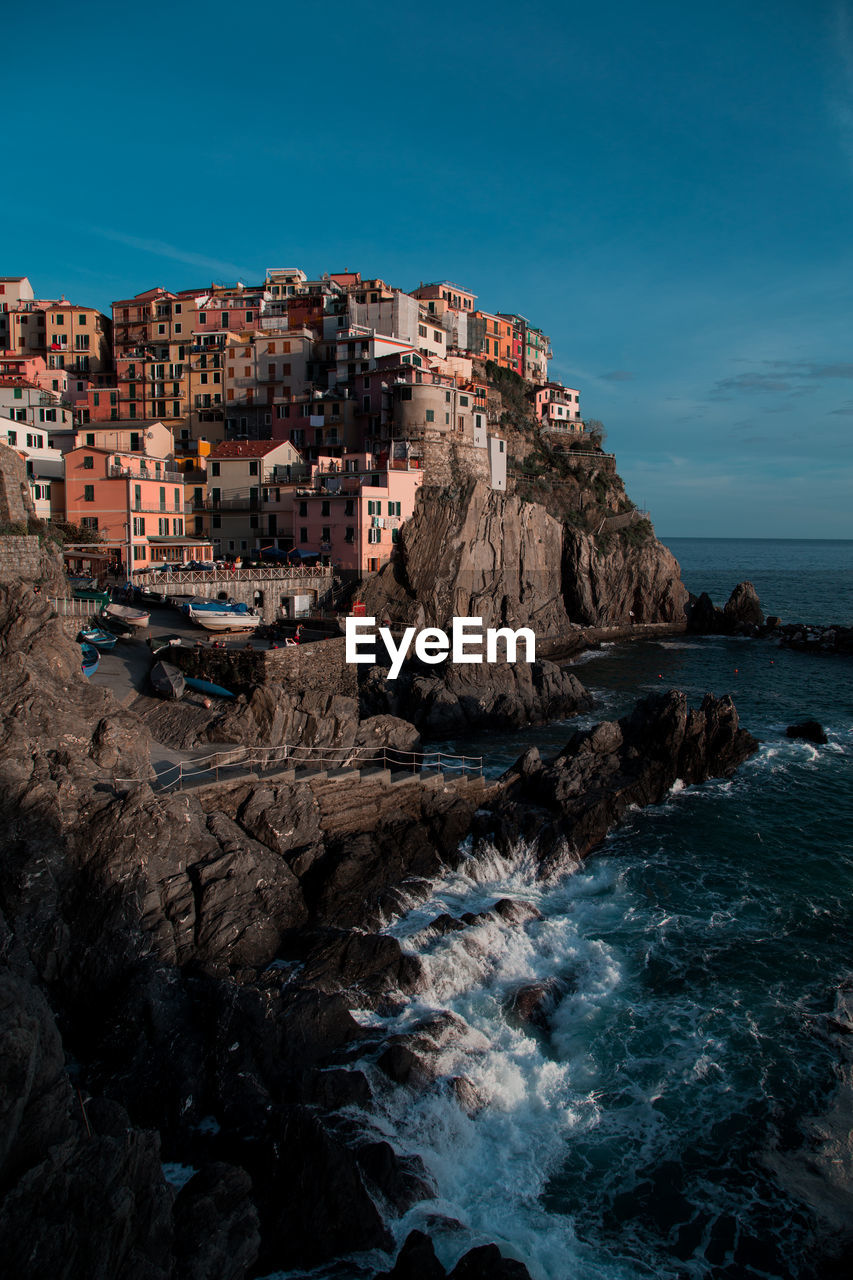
[150,660,186,700]
[78,627,117,651]
[80,642,100,678]
[105,603,151,629]
[188,608,261,632]
[184,676,235,700]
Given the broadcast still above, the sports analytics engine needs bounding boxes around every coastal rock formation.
[0,574,763,1279]
[361,479,688,633]
[560,523,688,624]
[687,581,764,635]
[478,690,758,876]
[360,655,591,735]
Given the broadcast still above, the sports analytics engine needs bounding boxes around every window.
[499,441,505,452]
[300,527,308,543]
[322,526,330,542]
[158,518,168,536]
[391,528,399,543]
[133,546,146,562]
[298,501,307,517]
[249,460,259,476]
[13,388,22,399]
[220,312,229,328]
[400,387,412,401]
[84,485,94,502]
[86,432,95,446]
[6,430,15,445]
[83,455,94,469]
[388,501,401,516]
[212,514,221,529]
[367,500,381,515]
[368,527,381,544]
[159,487,166,511]
[433,331,442,342]
[344,526,355,543]
[81,516,98,531]
[321,500,330,517]
[174,487,181,511]
[418,325,426,338]
[198,312,206,325]
[425,410,434,422]
[344,499,354,517]
[211,461,220,476]
[133,517,144,535]
[445,413,450,425]
[460,395,469,406]
[134,484,141,510]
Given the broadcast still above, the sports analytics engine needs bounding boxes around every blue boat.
[80,642,100,678]
[78,626,117,651]
[180,598,250,616]
[184,675,235,700]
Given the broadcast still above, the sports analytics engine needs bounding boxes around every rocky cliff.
[0,579,760,1279]
[360,477,688,633]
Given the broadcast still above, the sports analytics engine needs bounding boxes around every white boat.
[188,607,262,632]
[105,602,151,629]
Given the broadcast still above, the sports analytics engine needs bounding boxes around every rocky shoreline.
[0,576,764,1279]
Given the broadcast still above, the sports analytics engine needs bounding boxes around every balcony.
[110,464,184,481]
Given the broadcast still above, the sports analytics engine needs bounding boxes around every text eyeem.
[344,616,536,680]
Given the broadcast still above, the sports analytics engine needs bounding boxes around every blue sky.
[4,0,853,537]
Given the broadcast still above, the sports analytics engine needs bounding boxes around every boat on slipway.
[150,661,186,700]
[184,676,235,700]
[187,607,262,632]
[80,643,100,678]
[180,598,251,617]
[77,626,117,651]
[104,602,151,629]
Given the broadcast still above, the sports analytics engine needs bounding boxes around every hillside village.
[0,269,589,583]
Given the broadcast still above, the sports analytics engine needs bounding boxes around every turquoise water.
[367,540,853,1279]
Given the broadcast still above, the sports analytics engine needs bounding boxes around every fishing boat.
[104,602,151,629]
[77,626,117,651]
[184,675,235,699]
[80,642,100,678]
[98,610,135,636]
[150,660,186,700]
[148,634,183,655]
[181,598,250,616]
[188,607,262,632]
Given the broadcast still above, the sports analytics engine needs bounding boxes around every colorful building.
[206,439,304,559]
[64,445,212,570]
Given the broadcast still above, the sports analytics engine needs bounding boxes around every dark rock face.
[0,581,763,1280]
[724,580,764,628]
[361,656,592,737]
[480,691,758,875]
[377,1234,534,1280]
[786,721,828,745]
[688,581,764,635]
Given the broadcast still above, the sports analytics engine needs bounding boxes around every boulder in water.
[786,721,828,745]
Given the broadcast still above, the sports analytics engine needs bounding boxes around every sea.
[325,538,851,1280]
[271,540,853,1280]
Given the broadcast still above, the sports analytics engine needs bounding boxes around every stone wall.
[0,536,44,583]
[168,634,359,697]
[422,433,491,490]
[0,442,35,525]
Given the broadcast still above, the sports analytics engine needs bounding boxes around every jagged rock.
[448,1243,533,1279]
[0,932,74,1188]
[172,1162,260,1280]
[786,721,828,745]
[0,1129,173,1280]
[506,978,568,1031]
[561,524,688,625]
[378,1228,446,1280]
[291,928,425,1008]
[484,691,758,875]
[492,898,542,925]
[724,581,764,628]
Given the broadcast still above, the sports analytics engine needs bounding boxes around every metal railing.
[48,595,104,618]
[138,564,333,586]
[117,742,484,792]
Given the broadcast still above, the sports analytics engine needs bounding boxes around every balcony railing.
[110,465,184,481]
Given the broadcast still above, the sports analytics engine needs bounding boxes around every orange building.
[64,445,213,572]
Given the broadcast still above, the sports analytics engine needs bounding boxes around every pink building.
[535,382,583,433]
[292,452,423,574]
